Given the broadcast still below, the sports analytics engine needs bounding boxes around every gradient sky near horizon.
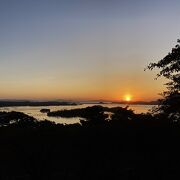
[0,0,180,101]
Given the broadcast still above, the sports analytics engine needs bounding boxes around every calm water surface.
[0,104,154,124]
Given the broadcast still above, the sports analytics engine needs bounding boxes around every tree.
[147,39,180,119]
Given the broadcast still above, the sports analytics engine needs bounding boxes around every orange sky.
[0,0,179,101]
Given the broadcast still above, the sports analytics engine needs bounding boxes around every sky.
[0,0,180,101]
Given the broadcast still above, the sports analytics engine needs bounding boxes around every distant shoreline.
[111,101,159,105]
[0,100,158,107]
[81,101,159,106]
[0,101,78,107]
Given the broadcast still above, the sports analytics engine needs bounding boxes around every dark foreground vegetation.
[0,105,180,180]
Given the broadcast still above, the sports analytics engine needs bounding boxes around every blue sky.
[0,0,180,101]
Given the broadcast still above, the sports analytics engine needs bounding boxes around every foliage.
[147,39,180,118]
[0,108,178,179]
[0,111,37,126]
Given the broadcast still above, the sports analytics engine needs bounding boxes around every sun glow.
[124,95,132,102]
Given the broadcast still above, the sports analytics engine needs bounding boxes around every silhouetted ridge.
[0,101,77,107]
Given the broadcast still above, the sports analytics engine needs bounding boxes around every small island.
[40,109,51,113]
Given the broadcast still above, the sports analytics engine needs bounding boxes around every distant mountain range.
[111,101,159,105]
[0,100,78,107]
[78,100,159,105]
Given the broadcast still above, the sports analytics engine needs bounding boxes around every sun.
[124,95,132,102]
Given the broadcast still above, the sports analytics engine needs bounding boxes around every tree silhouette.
[147,39,180,119]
